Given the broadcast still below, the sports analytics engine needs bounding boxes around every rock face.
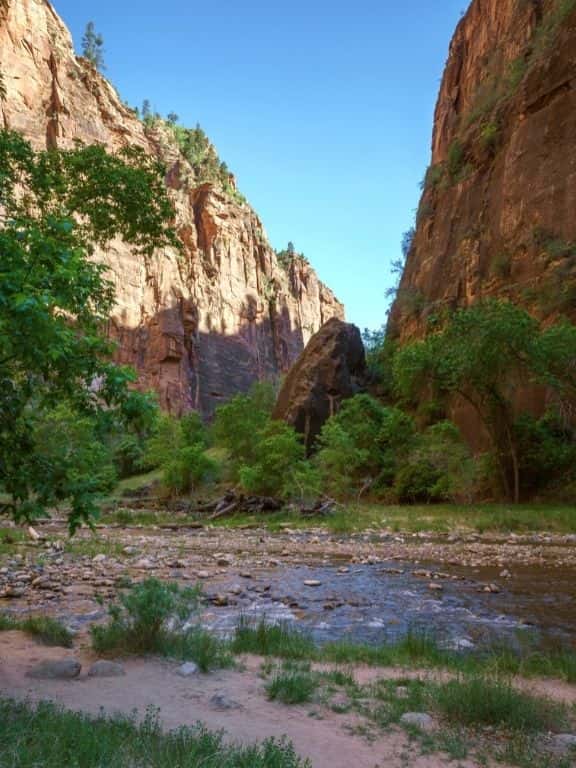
[0,0,344,415]
[273,318,366,450]
[390,0,576,338]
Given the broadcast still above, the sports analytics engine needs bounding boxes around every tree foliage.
[0,131,177,530]
[393,300,576,501]
[81,22,105,71]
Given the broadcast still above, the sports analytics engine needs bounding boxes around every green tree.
[0,131,177,530]
[394,300,576,502]
[81,22,105,70]
[166,112,179,125]
[238,420,317,499]
[315,395,416,497]
[212,382,276,477]
[142,100,152,121]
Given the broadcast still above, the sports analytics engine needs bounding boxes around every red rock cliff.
[390,0,576,337]
[0,0,344,414]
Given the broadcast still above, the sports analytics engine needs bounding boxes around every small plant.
[266,664,318,705]
[92,579,200,655]
[446,139,465,182]
[0,614,73,647]
[480,121,500,152]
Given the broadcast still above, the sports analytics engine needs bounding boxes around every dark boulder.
[273,318,366,451]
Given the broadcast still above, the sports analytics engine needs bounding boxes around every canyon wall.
[0,0,344,415]
[390,0,576,338]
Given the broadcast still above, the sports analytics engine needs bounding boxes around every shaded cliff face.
[0,0,344,415]
[391,0,576,338]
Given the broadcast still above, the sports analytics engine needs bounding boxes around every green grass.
[231,621,576,683]
[0,698,310,767]
[0,614,73,647]
[232,618,316,660]
[266,664,319,705]
[64,537,126,558]
[0,527,26,555]
[204,502,576,535]
[432,676,565,732]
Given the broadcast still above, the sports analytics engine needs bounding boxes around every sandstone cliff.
[390,0,576,338]
[0,0,344,415]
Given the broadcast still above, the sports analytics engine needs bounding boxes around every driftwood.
[112,489,338,523]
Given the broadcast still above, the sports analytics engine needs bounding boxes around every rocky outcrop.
[273,318,366,450]
[0,0,344,415]
[390,0,576,338]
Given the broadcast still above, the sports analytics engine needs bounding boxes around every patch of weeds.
[65,537,125,558]
[447,139,465,182]
[232,617,316,660]
[0,614,73,647]
[432,676,566,732]
[0,527,25,555]
[266,663,319,705]
[91,579,230,671]
[0,698,310,767]
[480,121,500,153]
[493,732,573,768]
[369,678,428,728]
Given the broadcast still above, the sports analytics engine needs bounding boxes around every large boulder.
[273,318,366,450]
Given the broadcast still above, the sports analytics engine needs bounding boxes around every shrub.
[145,413,215,496]
[212,382,276,476]
[162,444,218,496]
[92,578,201,655]
[446,139,465,181]
[395,459,443,504]
[515,412,576,495]
[238,420,315,499]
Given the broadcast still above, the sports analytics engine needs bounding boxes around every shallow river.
[199,560,576,651]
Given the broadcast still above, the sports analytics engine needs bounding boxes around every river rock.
[304,580,322,587]
[27,658,81,680]
[177,662,199,677]
[88,660,126,678]
[400,712,436,732]
[210,692,242,711]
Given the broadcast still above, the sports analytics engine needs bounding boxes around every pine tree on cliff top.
[82,22,105,71]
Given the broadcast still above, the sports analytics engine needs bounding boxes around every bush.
[515,412,576,495]
[92,578,201,655]
[212,382,276,477]
[395,460,443,503]
[162,444,218,496]
[145,412,216,496]
[316,396,417,498]
[238,420,318,499]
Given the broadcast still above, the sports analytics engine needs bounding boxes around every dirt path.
[0,632,489,768]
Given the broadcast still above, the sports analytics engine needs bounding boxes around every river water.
[200,560,576,652]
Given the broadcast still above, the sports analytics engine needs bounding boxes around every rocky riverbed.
[1,520,575,651]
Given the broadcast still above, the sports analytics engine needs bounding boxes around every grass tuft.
[432,676,566,732]
[232,618,316,660]
[266,664,319,705]
[0,614,73,647]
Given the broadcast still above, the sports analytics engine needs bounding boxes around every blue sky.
[54,0,467,331]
